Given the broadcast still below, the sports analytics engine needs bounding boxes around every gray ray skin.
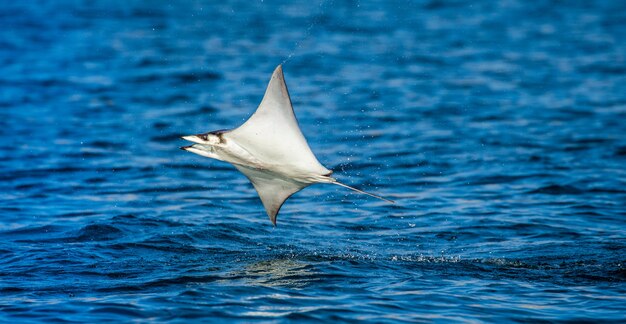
[181,65,393,225]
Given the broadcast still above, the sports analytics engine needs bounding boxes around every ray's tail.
[325,178,395,204]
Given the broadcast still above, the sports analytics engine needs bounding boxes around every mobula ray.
[181,65,393,225]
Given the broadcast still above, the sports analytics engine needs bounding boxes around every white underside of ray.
[233,164,309,225]
[224,65,331,177]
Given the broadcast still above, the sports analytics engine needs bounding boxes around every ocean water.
[1,0,626,322]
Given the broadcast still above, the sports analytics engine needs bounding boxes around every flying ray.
[181,65,393,225]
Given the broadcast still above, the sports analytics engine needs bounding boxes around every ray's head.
[181,131,226,145]
[180,130,228,160]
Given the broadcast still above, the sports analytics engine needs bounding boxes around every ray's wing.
[225,65,330,175]
[234,165,309,225]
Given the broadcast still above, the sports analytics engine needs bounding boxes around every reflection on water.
[236,258,320,289]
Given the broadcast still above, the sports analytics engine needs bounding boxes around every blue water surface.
[1,0,626,322]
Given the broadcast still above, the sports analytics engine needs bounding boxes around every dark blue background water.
[2,0,626,322]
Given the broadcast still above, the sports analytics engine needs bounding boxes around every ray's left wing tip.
[272,64,284,78]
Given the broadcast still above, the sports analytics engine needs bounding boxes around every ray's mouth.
[181,134,209,144]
